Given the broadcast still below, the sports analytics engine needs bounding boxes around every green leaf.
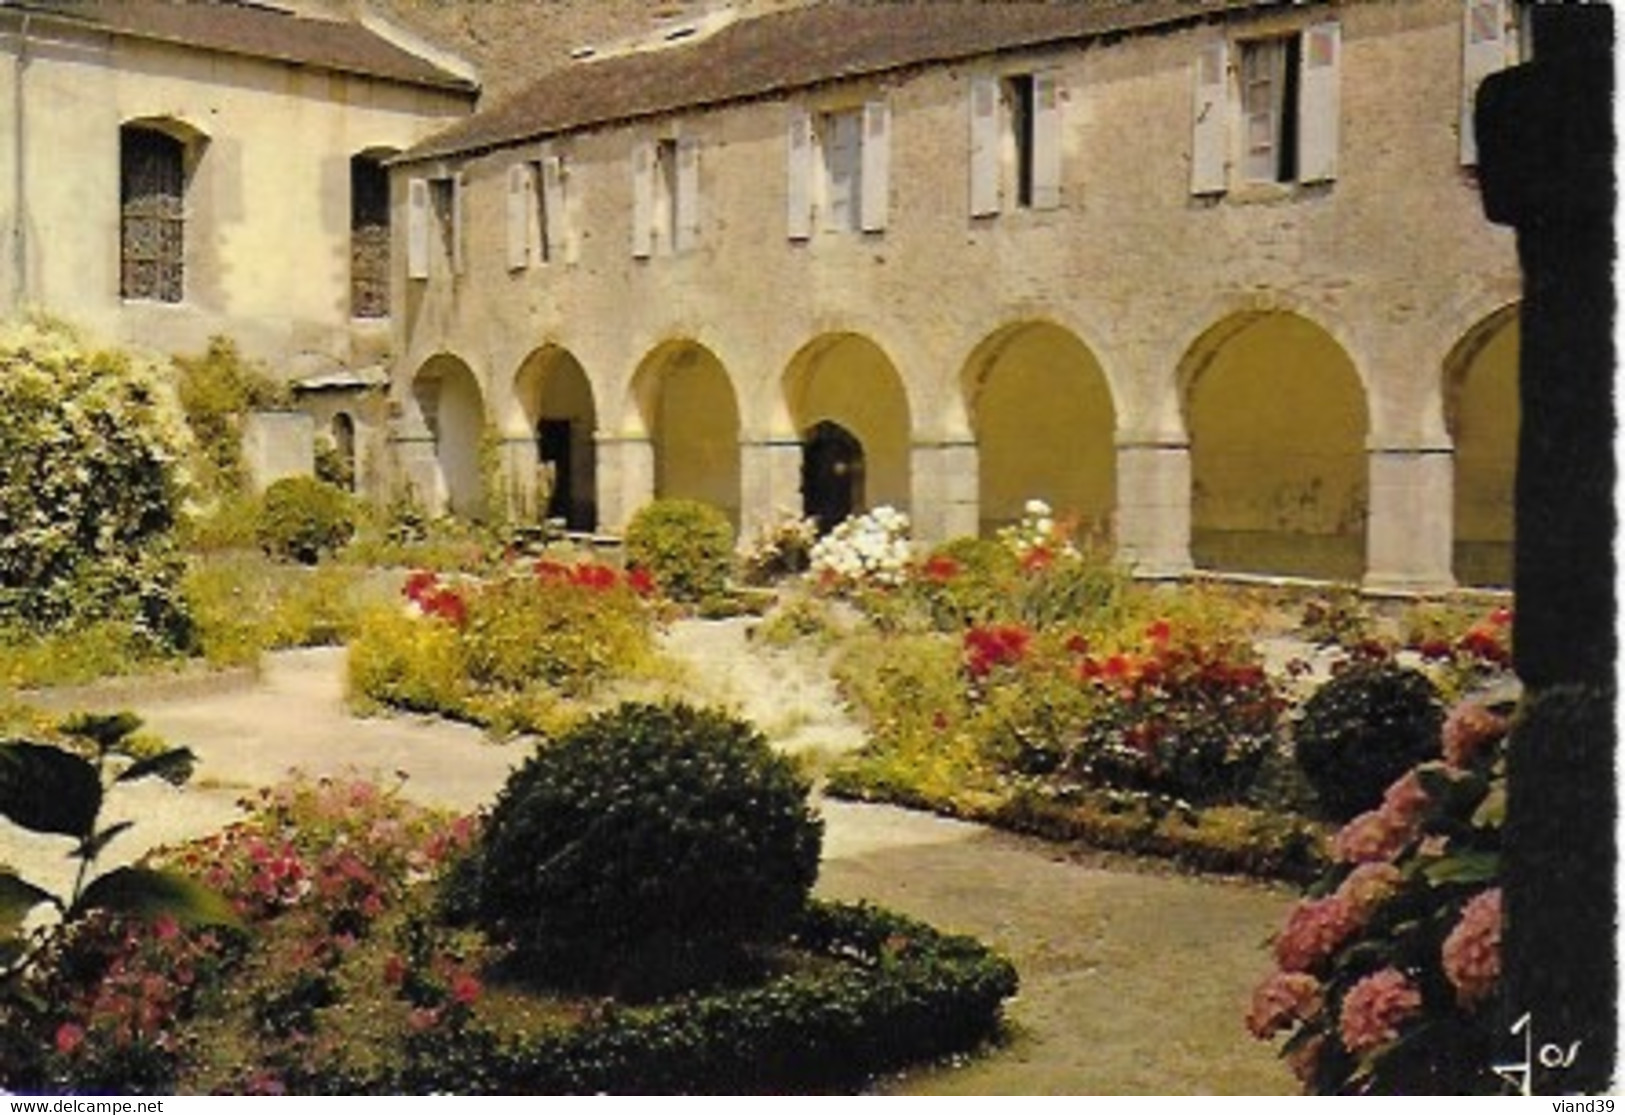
[1472,783,1506,828]
[1421,850,1500,885]
[58,712,143,755]
[79,820,135,862]
[115,747,196,787]
[0,741,102,837]
[72,866,241,929]
[0,870,58,934]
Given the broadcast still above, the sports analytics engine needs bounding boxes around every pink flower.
[1274,896,1362,973]
[54,1022,85,1056]
[1380,770,1431,827]
[1331,810,1412,865]
[1246,971,1323,1039]
[1336,862,1404,919]
[1441,702,1509,769]
[1339,967,1422,1054]
[1286,1033,1326,1086]
[383,954,407,986]
[450,971,482,1006]
[1442,888,1502,1008]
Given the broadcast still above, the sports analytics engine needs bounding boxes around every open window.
[407,171,463,280]
[969,71,1062,215]
[787,99,890,238]
[1191,22,1340,195]
[350,152,390,318]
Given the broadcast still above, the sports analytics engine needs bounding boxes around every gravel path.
[3,623,1297,1095]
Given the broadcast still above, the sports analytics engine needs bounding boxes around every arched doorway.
[801,420,865,533]
[1181,311,1369,581]
[784,333,911,526]
[330,412,356,491]
[963,321,1116,540]
[410,355,485,519]
[516,346,598,531]
[1445,308,1519,588]
[630,341,742,527]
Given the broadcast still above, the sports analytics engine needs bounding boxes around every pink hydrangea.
[1441,702,1509,769]
[1380,770,1431,827]
[1441,888,1502,1007]
[1274,895,1362,973]
[1339,967,1423,1054]
[1332,810,1412,865]
[1336,862,1404,919]
[1246,971,1324,1039]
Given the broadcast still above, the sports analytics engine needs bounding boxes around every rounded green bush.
[463,701,822,988]
[1293,661,1444,821]
[623,498,734,602]
[256,476,355,564]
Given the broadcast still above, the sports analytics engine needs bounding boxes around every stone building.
[388,0,1522,592]
[0,0,476,486]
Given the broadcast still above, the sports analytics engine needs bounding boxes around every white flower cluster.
[738,508,821,583]
[809,505,914,587]
[998,498,1078,561]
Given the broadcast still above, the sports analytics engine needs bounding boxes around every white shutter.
[675,135,701,251]
[860,99,890,232]
[451,171,466,275]
[541,151,566,263]
[1460,0,1509,165]
[969,73,1000,215]
[631,139,654,258]
[406,177,430,279]
[1297,21,1341,183]
[1031,71,1063,210]
[505,163,532,271]
[1190,41,1228,195]
[787,105,813,240]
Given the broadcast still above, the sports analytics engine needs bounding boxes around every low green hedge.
[392,900,1018,1095]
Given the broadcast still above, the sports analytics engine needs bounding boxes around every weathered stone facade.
[389,0,1522,591]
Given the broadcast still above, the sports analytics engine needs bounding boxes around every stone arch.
[962,321,1117,541]
[515,346,599,531]
[410,354,485,519]
[629,340,741,526]
[783,333,912,521]
[1444,305,1520,588]
[1180,310,1369,580]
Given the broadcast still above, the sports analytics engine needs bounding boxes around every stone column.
[388,414,444,515]
[1114,441,1193,579]
[739,437,805,538]
[1362,446,1455,594]
[908,438,978,545]
[497,436,541,522]
[594,433,654,533]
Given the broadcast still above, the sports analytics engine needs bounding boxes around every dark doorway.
[537,419,575,527]
[802,420,865,534]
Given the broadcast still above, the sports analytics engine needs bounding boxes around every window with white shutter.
[969,74,1000,215]
[822,108,863,233]
[860,100,889,232]
[540,149,567,263]
[1190,41,1229,194]
[1240,36,1297,184]
[1460,0,1510,165]
[1030,72,1062,210]
[407,177,430,280]
[676,136,701,250]
[506,163,533,271]
[631,139,654,258]
[1296,22,1341,183]
[787,106,813,240]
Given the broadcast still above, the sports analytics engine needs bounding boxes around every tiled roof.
[400,0,1281,163]
[1,0,476,91]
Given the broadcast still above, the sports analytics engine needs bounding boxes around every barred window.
[351,154,390,319]
[120,126,186,302]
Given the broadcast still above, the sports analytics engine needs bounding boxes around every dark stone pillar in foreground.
[1475,4,1615,1094]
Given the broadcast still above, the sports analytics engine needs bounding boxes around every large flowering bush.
[0,317,193,646]
[348,558,656,734]
[810,506,914,588]
[1247,697,1509,1094]
[738,508,820,585]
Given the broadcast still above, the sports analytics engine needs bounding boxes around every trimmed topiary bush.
[623,498,734,603]
[457,701,822,993]
[256,476,356,564]
[1293,662,1444,821]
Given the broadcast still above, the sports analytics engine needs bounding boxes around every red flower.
[534,560,570,581]
[1020,546,1054,573]
[965,624,1032,677]
[571,563,618,591]
[627,567,657,596]
[383,954,407,986]
[450,971,482,1006]
[1065,633,1090,656]
[1145,619,1172,644]
[921,555,960,583]
[54,1022,85,1056]
[403,570,438,604]
[1489,606,1512,628]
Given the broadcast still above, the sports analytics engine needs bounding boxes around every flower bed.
[0,774,1017,1095]
[346,558,658,735]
